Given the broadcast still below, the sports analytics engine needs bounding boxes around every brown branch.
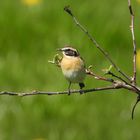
[107,71,140,93]
[128,0,138,120]
[0,80,139,97]
[128,0,137,85]
[0,86,121,97]
[86,69,115,83]
[64,6,131,82]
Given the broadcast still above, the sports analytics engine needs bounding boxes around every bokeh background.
[0,0,140,139]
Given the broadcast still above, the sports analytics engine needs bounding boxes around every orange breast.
[60,57,85,71]
[60,56,86,83]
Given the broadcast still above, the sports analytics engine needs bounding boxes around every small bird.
[58,46,86,95]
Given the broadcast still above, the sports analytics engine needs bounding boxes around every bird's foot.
[68,90,71,96]
[79,83,85,95]
[79,90,84,95]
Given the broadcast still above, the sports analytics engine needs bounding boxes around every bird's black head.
[58,46,80,57]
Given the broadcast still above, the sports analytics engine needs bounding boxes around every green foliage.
[0,0,140,139]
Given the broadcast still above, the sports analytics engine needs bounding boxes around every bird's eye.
[66,49,71,51]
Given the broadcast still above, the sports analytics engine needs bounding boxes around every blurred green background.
[0,0,140,139]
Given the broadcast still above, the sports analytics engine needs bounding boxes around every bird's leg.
[79,83,85,94]
[68,82,71,95]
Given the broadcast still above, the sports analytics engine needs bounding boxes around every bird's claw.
[79,90,84,95]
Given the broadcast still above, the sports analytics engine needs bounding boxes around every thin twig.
[128,0,137,85]
[131,96,140,119]
[64,6,131,82]
[0,86,121,97]
[86,69,115,83]
[0,82,139,96]
[107,71,128,83]
[107,71,140,93]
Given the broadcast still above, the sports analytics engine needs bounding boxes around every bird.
[58,46,86,95]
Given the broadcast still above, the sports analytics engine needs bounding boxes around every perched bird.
[58,46,86,95]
